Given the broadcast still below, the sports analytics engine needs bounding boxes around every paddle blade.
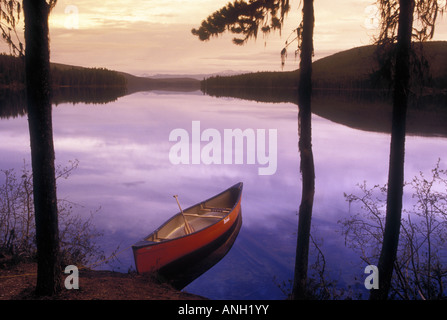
[184,221,194,234]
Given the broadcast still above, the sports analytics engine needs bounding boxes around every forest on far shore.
[201,42,447,95]
[0,54,127,90]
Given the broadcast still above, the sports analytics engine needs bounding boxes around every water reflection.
[0,86,128,120]
[204,86,447,138]
[1,89,447,299]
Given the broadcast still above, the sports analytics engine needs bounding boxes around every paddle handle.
[173,195,184,213]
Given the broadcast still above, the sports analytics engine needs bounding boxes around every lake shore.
[0,261,207,300]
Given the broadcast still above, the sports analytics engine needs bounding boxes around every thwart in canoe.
[132,182,243,288]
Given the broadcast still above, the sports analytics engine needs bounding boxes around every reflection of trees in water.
[51,86,127,105]
[0,86,127,119]
[0,90,27,119]
[341,161,447,299]
[202,86,447,138]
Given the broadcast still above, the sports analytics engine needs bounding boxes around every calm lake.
[1,89,446,299]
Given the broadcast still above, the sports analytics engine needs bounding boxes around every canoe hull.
[132,183,243,287]
[158,211,242,289]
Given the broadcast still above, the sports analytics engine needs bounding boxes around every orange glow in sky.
[2,0,447,76]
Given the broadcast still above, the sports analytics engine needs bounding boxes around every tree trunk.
[23,0,61,296]
[292,0,315,300]
[370,0,414,300]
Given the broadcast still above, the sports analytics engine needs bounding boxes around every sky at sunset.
[2,0,447,76]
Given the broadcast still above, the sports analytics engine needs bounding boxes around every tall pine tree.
[192,0,316,299]
[370,0,446,300]
[1,0,61,296]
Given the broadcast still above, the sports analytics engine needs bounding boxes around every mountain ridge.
[201,41,447,93]
[2,41,446,94]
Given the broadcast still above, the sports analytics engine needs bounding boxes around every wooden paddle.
[173,195,194,234]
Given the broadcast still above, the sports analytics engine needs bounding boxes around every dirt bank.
[0,262,207,300]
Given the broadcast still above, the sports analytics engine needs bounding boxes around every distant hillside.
[0,54,200,93]
[146,70,250,80]
[51,63,201,93]
[0,55,128,91]
[120,72,200,94]
[201,41,447,93]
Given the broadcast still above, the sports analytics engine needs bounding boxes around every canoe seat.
[200,204,231,213]
[184,213,223,219]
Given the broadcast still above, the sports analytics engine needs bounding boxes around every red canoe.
[132,182,243,284]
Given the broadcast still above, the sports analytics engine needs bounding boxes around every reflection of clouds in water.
[0,117,30,168]
[121,181,146,187]
[1,91,447,299]
[185,215,297,299]
[311,114,391,223]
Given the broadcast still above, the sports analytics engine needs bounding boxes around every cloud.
[2,0,446,75]
[50,0,232,28]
